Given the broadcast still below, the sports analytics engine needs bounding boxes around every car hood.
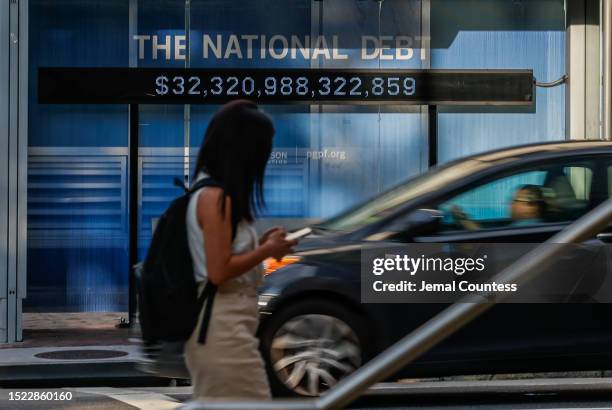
[293,233,352,251]
[294,226,371,249]
[259,233,364,303]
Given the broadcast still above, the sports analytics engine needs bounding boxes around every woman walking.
[184,100,297,399]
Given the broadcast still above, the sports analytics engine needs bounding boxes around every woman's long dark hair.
[193,100,274,238]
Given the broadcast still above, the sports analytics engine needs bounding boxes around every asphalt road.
[0,387,181,409]
[1,380,612,410]
[0,385,612,410]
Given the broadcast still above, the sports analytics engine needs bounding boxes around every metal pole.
[603,0,612,140]
[127,104,139,327]
[428,105,437,167]
[16,0,29,343]
[184,0,191,186]
[124,0,138,329]
[180,197,612,410]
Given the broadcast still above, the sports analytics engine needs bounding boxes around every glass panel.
[314,0,425,217]
[24,0,569,314]
[136,1,187,259]
[320,159,489,232]
[188,0,427,220]
[27,0,129,312]
[441,171,547,223]
[188,0,313,220]
[136,0,187,68]
[138,106,186,261]
[437,162,595,233]
[432,0,566,162]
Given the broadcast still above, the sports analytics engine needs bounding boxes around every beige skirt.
[184,281,271,400]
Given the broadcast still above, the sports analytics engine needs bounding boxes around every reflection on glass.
[27,0,130,312]
[432,0,566,162]
[320,159,489,232]
[24,0,568,314]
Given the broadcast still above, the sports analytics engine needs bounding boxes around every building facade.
[0,0,607,342]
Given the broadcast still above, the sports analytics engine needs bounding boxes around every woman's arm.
[197,187,295,285]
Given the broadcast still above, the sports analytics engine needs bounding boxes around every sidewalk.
[1,312,137,349]
[0,312,157,386]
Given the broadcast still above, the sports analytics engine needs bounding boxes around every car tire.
[259,297,373,397]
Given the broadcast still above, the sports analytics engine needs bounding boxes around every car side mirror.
[391,208,443,237]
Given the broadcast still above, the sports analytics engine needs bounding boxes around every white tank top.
[186,172,264,286]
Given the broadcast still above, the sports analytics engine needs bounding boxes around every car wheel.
[259,298,371,397]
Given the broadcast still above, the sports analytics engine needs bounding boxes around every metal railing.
[180,198,612,410]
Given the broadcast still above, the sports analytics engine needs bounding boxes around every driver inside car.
[451,184,546,230]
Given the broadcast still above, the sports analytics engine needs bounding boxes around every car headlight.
[263,255,302,275]
[257,293,277,310]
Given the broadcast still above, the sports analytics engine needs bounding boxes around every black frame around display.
[39,67,534,106]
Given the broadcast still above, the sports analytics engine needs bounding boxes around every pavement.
[0,312,154,385]
[2,312,136,349]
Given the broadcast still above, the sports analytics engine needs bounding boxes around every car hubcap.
[270,314,361,396]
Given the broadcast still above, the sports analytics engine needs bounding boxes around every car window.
[435,162,593,233]
[318,159,492,232]
[606,165,612,198]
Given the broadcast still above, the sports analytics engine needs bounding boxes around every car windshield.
[317,159,491,232]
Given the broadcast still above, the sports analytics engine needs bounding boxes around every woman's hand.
[262,229,298,261]
[450,204,480,230]
[450,204,468,221]
[259,226,285,245]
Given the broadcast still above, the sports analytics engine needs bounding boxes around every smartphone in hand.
[285,227,312,241]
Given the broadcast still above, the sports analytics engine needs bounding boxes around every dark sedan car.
[257,141,612,396]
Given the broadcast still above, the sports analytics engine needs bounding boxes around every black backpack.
[138,177,221,345]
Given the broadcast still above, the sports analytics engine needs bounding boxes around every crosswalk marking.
[72,387,180,409]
